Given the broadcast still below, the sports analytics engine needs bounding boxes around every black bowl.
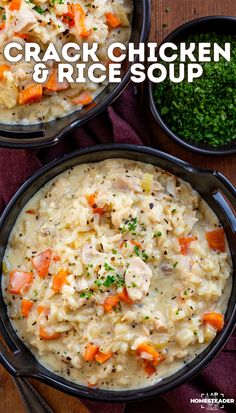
[0,1,150,149]
[0,144,236,402]
[149,16,236,156]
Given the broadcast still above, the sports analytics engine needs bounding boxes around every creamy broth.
[0,0,132,124]
[2,159,232,389]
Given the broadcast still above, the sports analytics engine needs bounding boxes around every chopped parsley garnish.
[34,6,44,14]
[94,280,102,287]
[154,33,236,148]
[142,251,149,261]
[173,261,179,268]
[121,217,138,234]
[51,0,64,4]
[102,273,125,288]
[134,245,140,256]
[116,273,125,286]
[103,275,116,287]
[153,231,162,238]
[80,290,93,300]
[104,262,114,272]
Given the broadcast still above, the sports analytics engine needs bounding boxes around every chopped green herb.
[134,245,140,256]
[95,280,102,287]
[33,6,45,14]
[153,231,162,238]
[173,262,178,268]
[80,290,93,300]
[103,275,116,288]
[104,262,114,272]
[154,33,236,148]
[142,251,149,261]
[121,217,138,234]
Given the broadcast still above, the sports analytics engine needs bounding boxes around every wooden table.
[1,1,236,412]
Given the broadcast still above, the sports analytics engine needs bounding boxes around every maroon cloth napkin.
[0,85,235,413]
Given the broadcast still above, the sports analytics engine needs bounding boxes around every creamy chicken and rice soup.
[0,0,132,124]
[2,159,232,389]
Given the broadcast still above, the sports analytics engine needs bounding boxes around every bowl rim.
[0,144,236,402]
[0,0,151,149]
[148,15,236,156]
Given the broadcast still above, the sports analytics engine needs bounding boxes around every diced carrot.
[25,209,37,214]
[87,381,96,388]
[151,353,165,366]
[130,240,142,248]
[86,193,104,214]
[103,295,119,312]
[72,91,93,106]
[21,299,33,317]
[136,342,160,361]
[73,4,91,38]
[178,236,197,255]
[84,343,99,361]
[0,64,11,81]
[39,327,61,340]
[95,351,112,364]
[0,23,5,31]
[203,312,224,332]
[15,33,29,40]
[53,255,61,262]
[87,193,96,208]
[9,271,33,295]
[92,207,104,214]
[118,287,133,305]
[44,69,69,92]
[144,361,156,376]
[52,269,68,293]
[105,12,121,28]
[19,84,43,105]
[9,0,22,11]
[206,229,225,253]
[32,249,51,278]
[37,306,50,316]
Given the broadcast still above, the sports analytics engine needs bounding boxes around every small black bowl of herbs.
[149,16,236,155]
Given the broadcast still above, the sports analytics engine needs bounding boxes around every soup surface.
[0,0,132,124]
[2,159,232,390]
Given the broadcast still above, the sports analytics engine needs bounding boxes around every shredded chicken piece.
[125,257,152,301]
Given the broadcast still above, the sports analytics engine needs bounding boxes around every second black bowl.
[149,16,236,156]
